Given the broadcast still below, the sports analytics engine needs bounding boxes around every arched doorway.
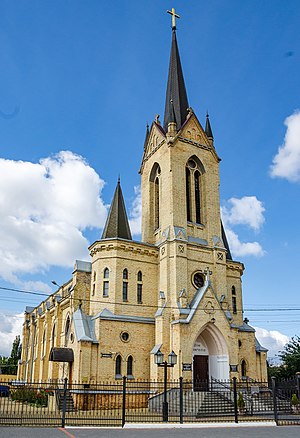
[193,323,229,390]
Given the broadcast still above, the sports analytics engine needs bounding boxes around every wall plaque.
[101,353,113,358]
[182,363,192,371]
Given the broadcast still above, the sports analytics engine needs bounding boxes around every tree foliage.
[268,335,300,379]
[0,335,22,375]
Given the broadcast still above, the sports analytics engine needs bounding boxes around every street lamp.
[51,280,61,288]
[154,349,177,422]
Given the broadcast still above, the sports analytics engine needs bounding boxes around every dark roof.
[221,221,232,260]
[163,29,189,132]
[101,180,132,241]
[205,113,214,139]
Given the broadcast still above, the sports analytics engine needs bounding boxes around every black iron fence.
[0,376,299,427]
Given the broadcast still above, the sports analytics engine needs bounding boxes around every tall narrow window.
[186,157,205,224]
[122,269,128,301]
[65,316,71,347]
[127,356,133,376]
[155,177,159,230]
[103,268,109,297]
[194,170,201,224]
[186,167,191,221]
[241,360,247,378]
[51,324,56,348]
[116,355,122,377]
[42,328,46,358]
[137,271,143,304]
[232,286,237,314]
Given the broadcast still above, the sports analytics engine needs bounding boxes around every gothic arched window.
[65,315,71,346]
[123,269,128,301]
[103,268,109,297]
[116,355,122,377]
[241,360,247,378]
[186,167,191,222]
[150,163,161,231]
[185,157,205,224]
[232,286,237,314]
[127,355,133,376]
[51,324,56,348]
[42,328,46,358]
[137,271,143,304]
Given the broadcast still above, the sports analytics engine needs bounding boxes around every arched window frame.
[231,286,237,314]
[150,163,161,231]
[137,271,143,304]
[103,268,109,297]
[122,269,128,302]
[41,327,46,359]
[127,355,133,377]
[115,355,122,378]
[51,323,56,348]
[64,315,71,347]
[185,157,205,224]
[241,359,247,378]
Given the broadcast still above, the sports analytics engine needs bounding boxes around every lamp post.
[154,349,177,422]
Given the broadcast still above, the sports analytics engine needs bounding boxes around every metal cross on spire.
[167,7,180,30]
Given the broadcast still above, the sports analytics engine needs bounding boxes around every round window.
[192,272,204,289]
[120,332,130,342]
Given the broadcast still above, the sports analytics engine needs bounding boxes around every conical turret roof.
[101,180,132,240]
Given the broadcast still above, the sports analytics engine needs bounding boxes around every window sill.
[127,375,134,380]
[115,374,122,380]
[187,221,205,229]
[103,295,109,298]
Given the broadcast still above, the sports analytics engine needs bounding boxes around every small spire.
[101,180,132,241]
[144,123,150,150]
[205,112,214,140]
[169,99,176,124]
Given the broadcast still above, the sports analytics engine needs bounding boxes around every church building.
[18,13,268,385]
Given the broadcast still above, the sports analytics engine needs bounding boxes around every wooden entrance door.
[193,355,209,391]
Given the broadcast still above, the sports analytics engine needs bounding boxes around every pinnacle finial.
[167,7,180,30]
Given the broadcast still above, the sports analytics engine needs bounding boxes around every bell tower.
[140,16,228,259]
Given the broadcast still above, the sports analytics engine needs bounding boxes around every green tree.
[0,336,22,375]
[279,336,300,377]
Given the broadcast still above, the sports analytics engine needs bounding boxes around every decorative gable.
[143,122,166,160]
[180,113,211,147]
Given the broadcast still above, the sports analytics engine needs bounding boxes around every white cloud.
[225,228,265,257]
[254,326,289,360]
[221,196,265,258]
[0,151,107,283]
[0,313,23,357]
[129,185,142,236]
[270,110,300,182]
[222,196,265,231]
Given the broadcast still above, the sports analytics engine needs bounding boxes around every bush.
[237,393,245,409]
[10,387,48,407]
[291,393,299,406]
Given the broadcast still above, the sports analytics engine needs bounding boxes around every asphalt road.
[0,426,299,438]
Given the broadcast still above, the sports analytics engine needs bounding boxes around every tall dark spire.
[101,180,132,240]
[163,29,189,132]
[205,112,214,140]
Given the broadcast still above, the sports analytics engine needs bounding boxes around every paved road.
[0,426,299,438]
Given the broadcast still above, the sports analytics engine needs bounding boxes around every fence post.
[233,377,238,423]
[271,376,278,425]
[61,377,68,428]
[122,376,127,428]
[179,377,183,424]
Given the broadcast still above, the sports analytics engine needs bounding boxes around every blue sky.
[0,0,300,357]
